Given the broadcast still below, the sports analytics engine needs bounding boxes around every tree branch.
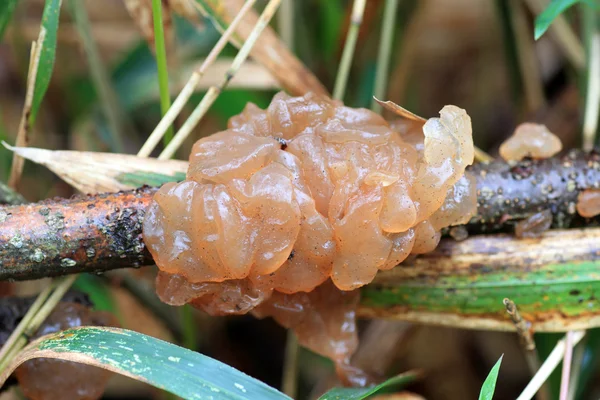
[0,151,599,281]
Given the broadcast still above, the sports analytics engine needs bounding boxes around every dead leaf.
[2,144,188,194]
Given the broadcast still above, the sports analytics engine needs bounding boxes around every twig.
[332,0,367,101]
[516,331,585,400]
[560,331,576,400]
[503,298,535,350]
[158,0,282,160]
[67,0,126,152]
[3,152,600,280]
[371,0,398,113]
[524,0,585,70]
[582,31,600,151]
[504,298,549,400]
[151,0,175,146]
[137,0,257,158]
[8,36,43,189]
[282,331,298,397]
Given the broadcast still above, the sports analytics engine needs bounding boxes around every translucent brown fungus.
[514,209,553,238]
[143,92,476,382]
[499,123,563,162]
[576,189,600,218]
[15,303,115,400]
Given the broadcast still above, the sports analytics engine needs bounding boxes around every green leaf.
[0,327,291,400]
[0,0,19,41]
[30,0,62,125]
[73,275,118,314]
[479,355,503,400]
[534,0,596,40]
[116,171,186,187]
[318,372,418,400]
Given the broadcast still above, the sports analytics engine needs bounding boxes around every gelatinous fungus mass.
[499,123,562,162]
[143,92,476,382]
[576,189,600,218]
[15,303,115,400]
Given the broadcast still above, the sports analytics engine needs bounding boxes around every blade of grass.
[0,326,292,400]
[509,0,546,112]
[517,331,586,400]
[158,0,282,160]
[152,0,175,146]
[371,0,399,113]
[137,0,257,157]
[533,0,594,39]
[29,0,61,125]
[8,36,43,188]
[479,355,503,400]
[559,331,575,400]
[525,0,586,70]
[67,0,125,152]
[282,331,298,398]
[318,371,420,400]
[277,0,293,50]
[0,0,19,40]
[333,0,366,101]
[582,30,599,150]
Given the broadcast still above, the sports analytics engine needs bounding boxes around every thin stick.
[137,0,257,158]
[333,0,367,101]
[524,0,585,70]
[277,0,294,51]
[282,331,299,397]
[158,0,282,160]
[8,35,43,189]
[582,32,600,151]
[503,298,536,351]
[371,0,399,113]
[151,0,175,145]
[567,337,586,400]
[516,331,586,400]
[503,298,550,400]
[559,331,575,400]
[68,0,125,152]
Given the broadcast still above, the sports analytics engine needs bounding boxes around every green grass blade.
[360,259,600,331]
[479,355,503,400]
[0,0,19,41]
[30,0,62,125]
[1,326,291,400]
[151,0,174,145]
[534,0,595,40]
[318,372,418,400]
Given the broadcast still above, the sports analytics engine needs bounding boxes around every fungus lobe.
[143,92,476,382]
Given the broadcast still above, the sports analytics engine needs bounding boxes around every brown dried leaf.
[2,144,188,194]
[185,0,328,96]
[373,97,426,122]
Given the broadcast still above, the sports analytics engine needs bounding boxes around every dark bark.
[0,187,155,281]
[0,152,599,281]
[467,149,600,232]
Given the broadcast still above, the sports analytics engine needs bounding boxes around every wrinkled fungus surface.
[144,92,476,381]
[499,123,562,161]
[15,303,115,400]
